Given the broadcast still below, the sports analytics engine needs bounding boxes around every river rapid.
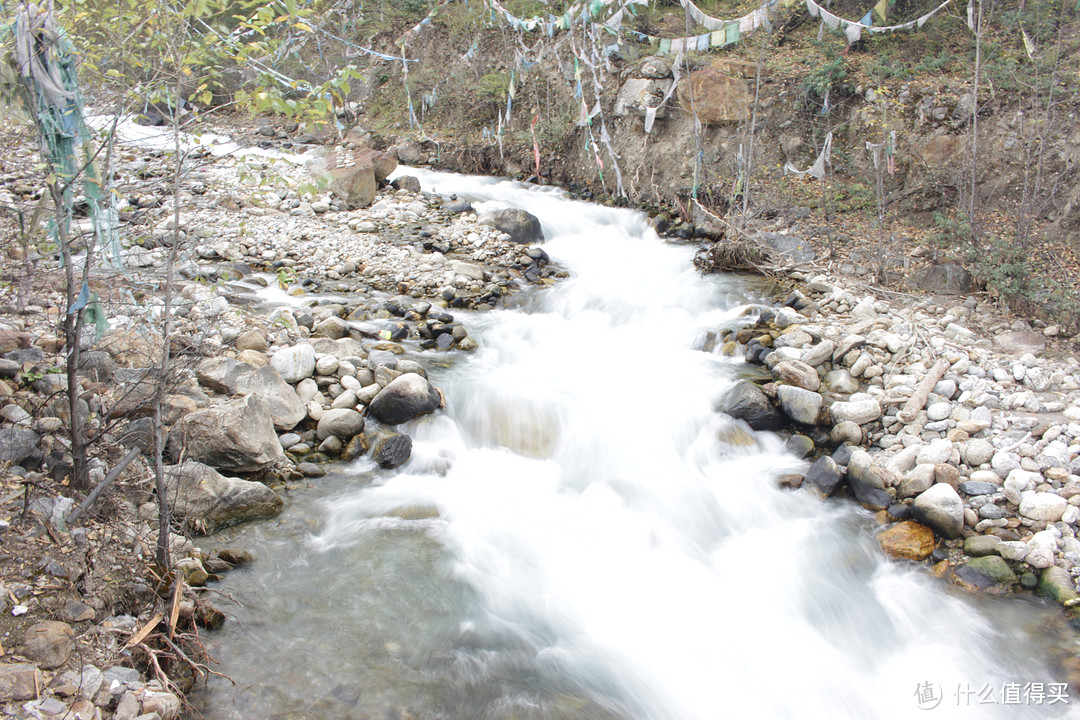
[191,170,1072,720]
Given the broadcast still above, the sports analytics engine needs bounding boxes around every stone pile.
[720,272,1080,608]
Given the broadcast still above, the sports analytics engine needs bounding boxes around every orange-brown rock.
[677,69,752,124]
[878,520,936,561]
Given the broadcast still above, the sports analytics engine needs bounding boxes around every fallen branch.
[69,447,142,525]
[897,357,951,424]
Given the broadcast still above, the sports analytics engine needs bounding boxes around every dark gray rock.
[368,374,442,425]
[374,433,413,468]
[391,175,421,192]
[846,449,891,510]
[959,480,998,496]
[805,456,844,496]
[720,380,785,431]
[478,208,545,244]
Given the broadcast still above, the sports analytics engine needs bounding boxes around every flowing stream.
[192,171,1073,720]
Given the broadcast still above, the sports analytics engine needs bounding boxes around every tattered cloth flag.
[784,132,833,179]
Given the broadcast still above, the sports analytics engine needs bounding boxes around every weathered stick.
[897,358,951,424]
[69,447,142,525]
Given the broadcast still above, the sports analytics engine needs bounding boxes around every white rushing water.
[196,171,1072,720]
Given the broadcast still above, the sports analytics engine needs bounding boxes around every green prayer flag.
[725,21,740,45]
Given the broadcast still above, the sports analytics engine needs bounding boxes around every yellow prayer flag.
[1022,29,1036,60]
[874,0,888,22]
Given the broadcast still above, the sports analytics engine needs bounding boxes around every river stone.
[197,358,255,394]
[313,317,349,340]
[962,439,995,466]
[926,402,952,422]
[478,208,544,244]
[235,330,268,353]
[846,449,890,509]
[963,534,1002,557]
[1019,492,1068,523]
[800,340,835,367]
[979,503,1006,520]
[17,621,73,669]
[805,456,844,496]
[316,408,366,441]
[829,420,862,446]
[898,464,936,499]
[953,556,1017,594]
[1036,566,1080,605]
[777,385,822,425]
[164,460,282,533]
[722,381,766,425]
[916,439,954,466]
[0,426,39,465]
[167,395,283,472]
[271,344,316,383]
[773,360,820,391]
[911,483,964,539]
[829,397,881,425]
[0,663,41,701]
[234,365,306,431]
[374,433,413,468]
[140,688,181,720]
[878,521,936,561]
[991,450,1022,476]
[824,369,859,395]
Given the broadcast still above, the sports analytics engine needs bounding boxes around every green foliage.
[800,43,852,107]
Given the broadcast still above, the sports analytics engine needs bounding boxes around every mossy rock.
[952,556,1018,595]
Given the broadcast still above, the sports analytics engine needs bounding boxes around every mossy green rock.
[1036,566,1080,605]
[953,556,1018,595]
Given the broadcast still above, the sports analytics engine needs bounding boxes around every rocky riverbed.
[717,273,1080,628]
[1,118,1080,719]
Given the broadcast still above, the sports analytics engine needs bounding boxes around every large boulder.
[911,483,964,539]
[910,263,974,295]
[478,209,545,245]
[368,374,443,425]
[235,365,306,431]
[614,78,673,118]
[676,68,752,124]
[720,380,785,431]
[167,395,283,472]
[328,155,377,209]
[164,460,283,533]
[353,148,397,185]
[197,357,255,394]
